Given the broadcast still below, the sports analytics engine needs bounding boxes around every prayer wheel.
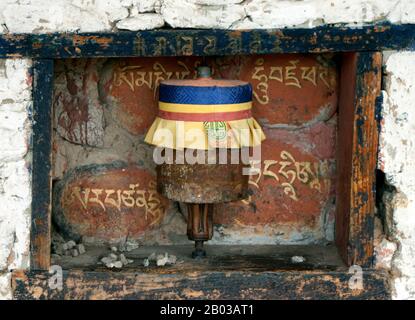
[145,66,265,257]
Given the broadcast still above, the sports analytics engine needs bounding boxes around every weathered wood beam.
[30,59,54,270]
[12,269,390,300]
[336,52,382,268]
[1,23,415,58]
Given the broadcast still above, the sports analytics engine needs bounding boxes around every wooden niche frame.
[2,24,415,299]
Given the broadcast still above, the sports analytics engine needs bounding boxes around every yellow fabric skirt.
[144,117,266,150]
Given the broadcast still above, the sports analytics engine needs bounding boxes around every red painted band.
[158,109,252,121]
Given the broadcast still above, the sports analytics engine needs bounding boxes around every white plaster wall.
[378,52,415,299]
[0,0,414,33]
[0,0,415,299]
[0,59,32,300]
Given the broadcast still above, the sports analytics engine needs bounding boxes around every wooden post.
[336,52,382,268]
[30,59,54,271]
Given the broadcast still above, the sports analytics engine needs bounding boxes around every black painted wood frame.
[3,22,414,299]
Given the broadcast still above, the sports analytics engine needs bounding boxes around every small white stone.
[101,257,114,265]
[109,253,118,260]
[143,258,150,267]
[77,244,86,255]
[71,249,79,257]
[113,261,123,269]
[110,246,118,252]
[156,254,168,266]
[291,256,306,263]
[119,254,129,265]
[66,240,76,249]
[167,254,177,265]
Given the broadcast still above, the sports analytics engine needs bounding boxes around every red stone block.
[238,54,338,127]
[101,57,203,135]
[53,162,169,242]
[101,54,338,134]
[53,55,339,243]
[214,123,337,230]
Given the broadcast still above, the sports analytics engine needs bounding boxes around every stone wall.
[0,59,32,299]
[1,0,415,299]
[377,52,415,299]
[51,56,337,247]
[0,0,415,32]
